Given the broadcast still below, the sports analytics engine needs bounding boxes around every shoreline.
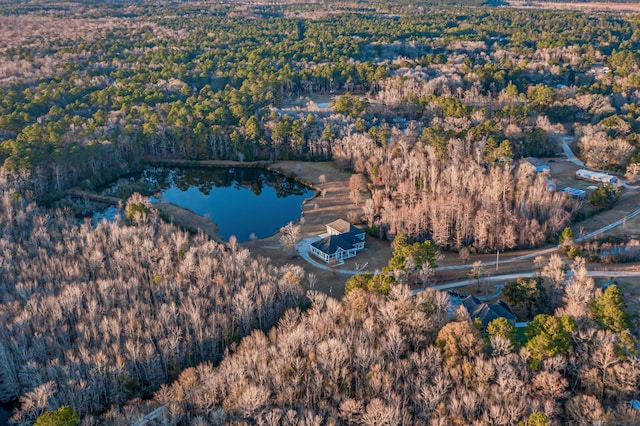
[66,160,320,246]
[143,159,323,243]
[153,200,225,243]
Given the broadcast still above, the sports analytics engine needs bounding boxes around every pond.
[102,167,315,242]
[91,205,121,226]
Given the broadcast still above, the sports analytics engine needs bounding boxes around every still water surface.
[103,167,314,242]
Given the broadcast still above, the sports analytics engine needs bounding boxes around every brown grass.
[151,159,640,299]
[268,161,358,237]
[154,201,223,243]
[241,161,392,297]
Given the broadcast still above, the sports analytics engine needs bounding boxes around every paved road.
[412,269,640,326]
[561,136,585,167]
[412,269,640,296]
[297,204,640,275]
[295,138,640,276]
[574,207,640,243]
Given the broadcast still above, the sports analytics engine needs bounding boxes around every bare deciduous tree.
[280,221,301,256]
[542,254,566,307]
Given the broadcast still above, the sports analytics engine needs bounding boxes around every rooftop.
[524,157,546,167]
[462,296,516,327]
[327,219,364,236]
[311,234,355,254]
[327,219,357,234]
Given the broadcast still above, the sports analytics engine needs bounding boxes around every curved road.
[561,136,585,167]
[412,269,640,295]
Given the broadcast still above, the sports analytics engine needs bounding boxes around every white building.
[575,169,621,187]
[309,219,366,262]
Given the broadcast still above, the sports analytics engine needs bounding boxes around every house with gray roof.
[462,296,517,329]
[309,220,365,262]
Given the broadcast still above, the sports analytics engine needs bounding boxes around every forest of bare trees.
[1,1,640,424]
[2,166,638,424]
[334,125,579,250]
[115,282,639,425]
[0,175,304,424]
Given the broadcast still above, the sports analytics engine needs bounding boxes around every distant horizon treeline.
[1,4,639,200]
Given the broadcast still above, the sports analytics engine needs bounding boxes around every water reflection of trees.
[140,167,311,198]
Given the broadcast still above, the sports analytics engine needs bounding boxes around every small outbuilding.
[522,157,551,174]
[561,187,587,200]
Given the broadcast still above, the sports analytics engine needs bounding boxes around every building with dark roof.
[522,157,551,174]
[309,220,365,262]
[462,296,517,329]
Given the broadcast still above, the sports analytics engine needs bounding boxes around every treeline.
[117,279,639,425]
[0,3,639,200]
[0,182,304,424]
